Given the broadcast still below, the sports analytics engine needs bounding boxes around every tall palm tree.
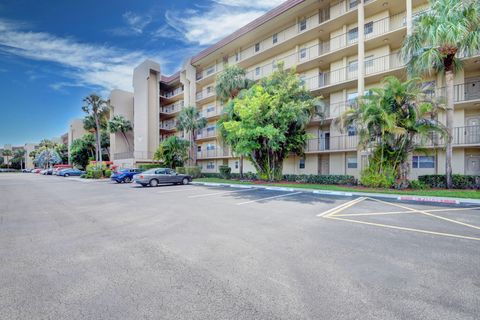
[401,0,480,188]
[2,149,12,168]
[340,76,445,187]
[82,94,109,163]
[176,106,207,166]
[13,148,26,169]
[108,115,133,151]
[215,65,254,178]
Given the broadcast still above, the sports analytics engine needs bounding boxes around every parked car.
[111,168,143,183]
[53,165,72,175]
[132,168,192,187]
[58,168,85,177]
[33,169,42,174]
[42,168,54,175]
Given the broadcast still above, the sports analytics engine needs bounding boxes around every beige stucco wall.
[109,89,134,161]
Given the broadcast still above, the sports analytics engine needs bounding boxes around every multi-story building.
[109,0,480,178]
[67,118,88,164]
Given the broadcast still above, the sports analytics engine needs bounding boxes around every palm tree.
[401,0,480,188]
[108,115,133,151]
[340,76,445,187]
[215,65,254,178]
[13,148,26,169]
[176,106,207,166]
[82,94,109,163]
[2,149,12,168]
[153,136,190,169]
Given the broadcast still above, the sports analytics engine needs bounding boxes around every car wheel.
[182,178,189,185]
[116,180,121,184]
[64,173,69,177]
[124,177,132,183]
[149,179,159,187]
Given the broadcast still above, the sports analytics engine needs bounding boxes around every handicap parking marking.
[236,192,302,205]
[189,188,257,198]
[321,196,480,242]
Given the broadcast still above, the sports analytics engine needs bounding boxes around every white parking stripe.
[157,187,201,194]
[189,188,255,198]
[236,192,302,205]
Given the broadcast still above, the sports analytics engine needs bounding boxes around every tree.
[100,131,110,161]
[35,149,62,169]
[153,136,190,169]
[2,149,12,168]
[54,144,68,164]
[401,0,480,188]
[176,106,207,165]
[11,148,26,169]
[70,134,96,169]
[340,76,446,188]
[216,65,255,178]
[82,94,109,163]
[108,115,133,151]
[221,65,320,181]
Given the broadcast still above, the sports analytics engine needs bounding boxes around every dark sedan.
[111,168,143,183]
[132,168,192,187]
[58,168,85,177]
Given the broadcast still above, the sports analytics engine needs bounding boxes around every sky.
[0,0,285,146]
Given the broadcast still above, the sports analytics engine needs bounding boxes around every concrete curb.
[191,181,480,206]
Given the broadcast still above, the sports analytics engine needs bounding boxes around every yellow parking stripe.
[327,216,480,242]
[335,206,480,217]
[317,197,366,217]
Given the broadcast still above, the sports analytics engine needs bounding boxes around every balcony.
[196,89,216,102]
[161,87,184,100]
[435,80,480,105]
[196,64,224,84]
[197,148,231,159]
[196,128,217,140]
[420,126,480,147]
[306,135,359,152]
[160,121,177,131]
[160,101,184,115]
[114,151,155,160]
[200,106,223,119]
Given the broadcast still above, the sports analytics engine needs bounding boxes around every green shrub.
[185,166,202,178]
[104,169,112,178]
[283,174,356,185]
[139,164,161,170]
[80,174,87,179]
[219,165,232,179]
[409,180,429,190]
[176,167,186,174]
[418,174,480,189]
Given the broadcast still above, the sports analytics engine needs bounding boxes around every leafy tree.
[100,131,110,161]
[176,106,207,165]
[0,156,3,165]
[221,65,320,181]
[39,139,55,148]
[153,136,190,169]
[216,65,255,178]
[2,149,12,168]
[70,134,96,169]
[54,144,68,164]
[340,76,446,188]
[35,149,62,168]
[108,115,133,151]
[401,0,480,188]
[82,94,109,163]
[11,148,26,169]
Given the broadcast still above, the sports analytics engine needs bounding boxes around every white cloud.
[110,11,152,36]
[165,1,285,46]
[0,19,167,93]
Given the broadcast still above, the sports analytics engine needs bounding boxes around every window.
[155,168,167,174]
[197,145,202,152]
[347,125,356,136]
[299,158,306,169]
[364,21,373,35]
[207,105,215,112]
[272,60,277,70]
[255,67,261,76]
[235,161,239,169]
[347,157,358,169]
[206,65,215,75]
[299,18,307,31]
[299,48,307,60]
[207,162,215,169]
[299,75,306,85]
[348,60,358,73]
[272,33,278,44]
[349,0,358,9]
[206,144,216,151]
[348,27,358,42]
[413,156,435,169]
[255,42,260,52]
[235,52,240,62]
[207,126,215,133]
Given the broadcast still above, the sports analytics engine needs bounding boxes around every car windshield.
[119,169,130,173]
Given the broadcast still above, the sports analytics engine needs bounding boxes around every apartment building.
[110,0,480,178]
[67,118,88,164]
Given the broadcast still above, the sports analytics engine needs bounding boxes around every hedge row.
[200,172,356,185]
[418,174,480,189]
[176,166,202,178]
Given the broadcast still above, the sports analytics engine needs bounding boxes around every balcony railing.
[114,151,155,160]
[200,106,223,118]
[196,64,224,81]
[197,148,231,159]
[365,52,404,76]
[162,87,184,99]
[435,80,480,103]
[306,135,359,152]
[160,121,177,131]
[196,128,217,139]
[420,126,480,146]
[196,89,216,101]
[161,101,184,114]
[114,151,134,160]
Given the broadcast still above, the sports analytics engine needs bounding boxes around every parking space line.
[334,206,480,217]
[236,192,302,205]
[157,187,201,194]
[317,197,366,217]
[326,215,480,242]
[366,197,480,231]
[189,188,255,198]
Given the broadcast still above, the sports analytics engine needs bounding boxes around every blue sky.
[0,0,283,146]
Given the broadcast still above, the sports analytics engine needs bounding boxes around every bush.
[104,169,112,178]
[219,165,231,179]
[80,174,87,179]
[409,180,429,190]
[359,165,396,188]
[283,174,356,185]
[185,166,202,178]
[139,164,161,170]
[176,167,186,174]
[418,174,480,189]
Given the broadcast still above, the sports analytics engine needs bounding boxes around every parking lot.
[1,173,479,319]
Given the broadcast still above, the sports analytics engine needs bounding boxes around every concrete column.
[406,0,413,36]
[357,0,365,95]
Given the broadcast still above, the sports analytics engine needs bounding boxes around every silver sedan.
[132,168,192,187]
